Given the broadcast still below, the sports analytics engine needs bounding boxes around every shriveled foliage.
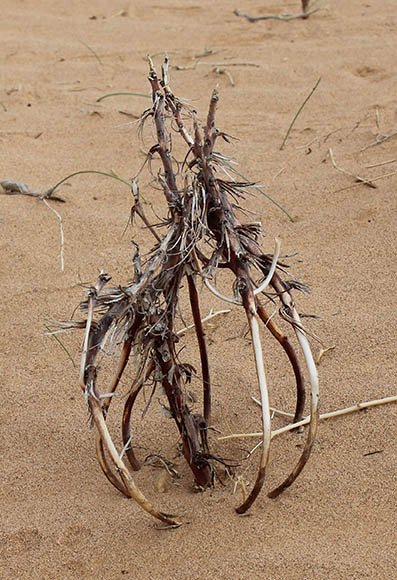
[59,57,319,525]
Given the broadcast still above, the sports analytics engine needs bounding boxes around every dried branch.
[234,1,320,23]
[328,148,376,189]
[218,395,397,441]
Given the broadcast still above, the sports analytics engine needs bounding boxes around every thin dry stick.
[365,159,396,169]
[273,396,397,438]
[234,1,320,23]
[218,395,397,441]
[328,148,376,189]
[177,308,230,334]
[254,239,281,295]
[209,62,260,68]
[252,400,294,418]
[332,170,397,194]
[3,170,141,272]
[280,77,321,150]
[360,131,397,152]
[295,136,319,150]
[173,60,260,71]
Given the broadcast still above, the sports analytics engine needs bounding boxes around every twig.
[280,77,321,150]
[295,136,319,150]
[218,395,397,441]
[332,170,397,194]
[2,170,139,272]
[360,131,397,152]
[328,148,376,189]
[272,167,285,180]
[79,273,108,389]
[176,308,231,335]
[252,398,295,418]
[256,304,306,423]
[173,60,259,71]
[234,9,319,22]
[234,1,320,23]
[204,277,241,305]
[208,62,260,68]
[365,158,396,169]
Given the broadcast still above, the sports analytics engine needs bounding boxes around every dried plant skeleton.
[58,57,319,524]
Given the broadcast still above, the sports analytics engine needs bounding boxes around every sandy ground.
[1,1,396,578]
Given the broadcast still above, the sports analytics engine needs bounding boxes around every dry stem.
[218,395,397,441]
[234,1,320,23]
[328,148,376,189]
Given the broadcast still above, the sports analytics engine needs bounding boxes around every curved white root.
[235,312,271,513]
[201,238,281,305]
[88,391,181,526]
[250,314,272,472]
[204,278,241,305]
[253,238,281,296]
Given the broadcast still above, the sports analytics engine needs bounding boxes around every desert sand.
[1,1,396,578]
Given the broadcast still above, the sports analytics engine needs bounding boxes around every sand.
[1,1,396,578]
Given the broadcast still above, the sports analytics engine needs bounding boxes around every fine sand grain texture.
[1,1,396,579]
